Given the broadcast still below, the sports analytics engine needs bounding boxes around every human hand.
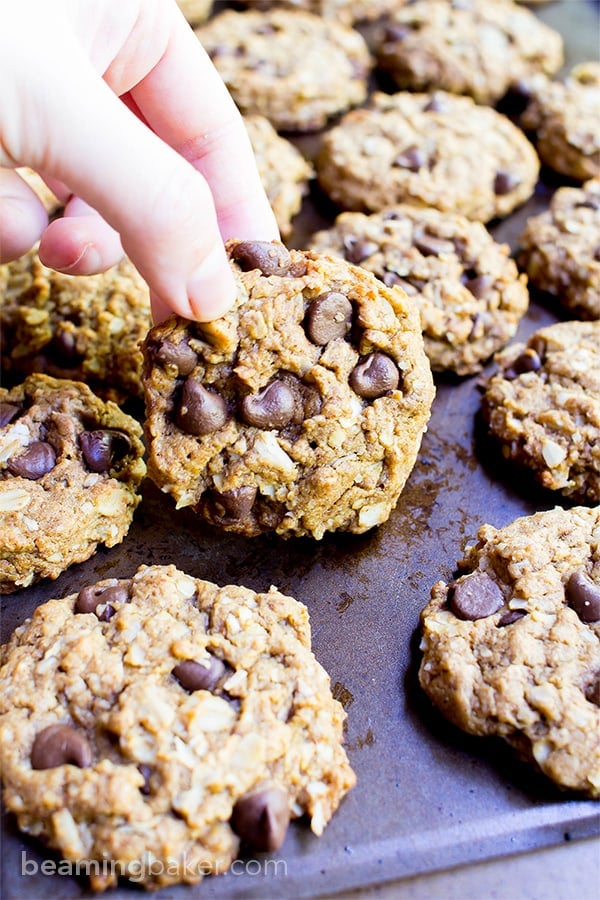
[0,0,279,322]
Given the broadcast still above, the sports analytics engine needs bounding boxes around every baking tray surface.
[2,2,600,897]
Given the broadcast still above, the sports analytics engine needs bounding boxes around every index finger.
[129,12,279,243]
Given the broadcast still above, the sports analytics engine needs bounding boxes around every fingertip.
[38,214,123,275]
[0,193,48,263]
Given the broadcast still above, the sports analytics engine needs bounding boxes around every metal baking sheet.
[2,1,599,897]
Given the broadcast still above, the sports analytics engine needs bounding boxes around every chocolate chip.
[566,571,600,623]
[383,272,419,295]
[240,380,297,429]
[586,679,600,707]
[206,486,257,524]
[462,273,494,299]
[230,241,291,276]
[503,349,542,380]
[393,145,427,172]
[138,764,153,795]
[342,236,379,265]
[75,582,130,616]
[305,292,353,344]
[230,787,290,852]
[177,378,229,436]
[494,171,521,195]
[497,609,526,627]
[349,353,400,399]
[154,338,197,376]
[414,233,455,257]
[575,198,600,211]
[48,330,81,366]
[172,655,227,692]
[31,724,92,770]
[449,571,504,620]
[7,441,56,480]
[0,403,20,427]
[79,429,132,473]
[384,24,411,42]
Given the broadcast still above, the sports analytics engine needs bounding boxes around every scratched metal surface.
[2,2,600,898]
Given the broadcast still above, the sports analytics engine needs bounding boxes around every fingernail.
[186,245,237,322]
[61,242,102,274]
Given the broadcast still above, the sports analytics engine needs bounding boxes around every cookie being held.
[480,320,600,503]
[0,564,355,890]
[142,241,435,539]
[0,375,146,593]
[419,505,600,797]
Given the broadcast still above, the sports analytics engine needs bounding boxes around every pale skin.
[0,0,279,322]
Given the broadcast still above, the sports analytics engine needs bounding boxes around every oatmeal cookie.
[142,240,434,540]
[517,178,600,321]
[316,91,539,223]
[0,563,355,890]
[519,62,600,182]
[481,320,600,503]
[0,375,146,594]
[195,8,371,132]
[374,0,563,105]
[0,247,151,401]
[419,505,600,797]
[245,114,313,239]
[309,206,529,376]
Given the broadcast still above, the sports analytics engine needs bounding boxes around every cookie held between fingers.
[0,375,146,593]
[481,320,600,503]
[0,564,355,890]
[419,505,600,797]
[517,178,600,321]
[309,206,529,376]
[142,240,434,539]
[316,91,539,223]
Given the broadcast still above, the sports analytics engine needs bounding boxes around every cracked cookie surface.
[481,320,600,503]
[309,205,529,375]
[316,91,539,223]
[142,240,434,539]
[0,563,355,890]
[419,505,600,797]
[0,375,146,593]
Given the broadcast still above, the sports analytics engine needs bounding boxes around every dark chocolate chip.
[154,338,197,376]
[497,609,526,627]
[414,234,455,257]
[48,330,81,366]
[230,241,291,276]
[566,571,600,623]
[138,764,153,795]
[0,403,20,427]
[7,441,56,480]
[240,380,297,429]
[575,198,600,211]
[31,724,92,770]
[393,145,427,172]
[177,378,229,436]
[494,171,521,195]
[503,349,542,380]
[349,353,400,399]
[172,655,227,692]
[449,570,504,620]
[305,292,353,344]
[79,429,132,473]
[230,787,290,852]
[75,582,130,616]
[208,486,257,523]
[383,273,419,295]
[462,273,494,299]
[342,236,379,265]
[586,679,600,707]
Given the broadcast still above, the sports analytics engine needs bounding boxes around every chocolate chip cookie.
[309,206,529,376]
[0,375,146,594]
[517,178,600,321]
[142,240,434,539]
[245,114,313,239]
[195,8,371,132]
[0,563,355,889]
[419,505,600,797]
[481,320,600,503]
[374,0,563,105]
[0,247,151,402]
[519,62,600,182]
[316,91,539,223]
[176,0,213,25]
